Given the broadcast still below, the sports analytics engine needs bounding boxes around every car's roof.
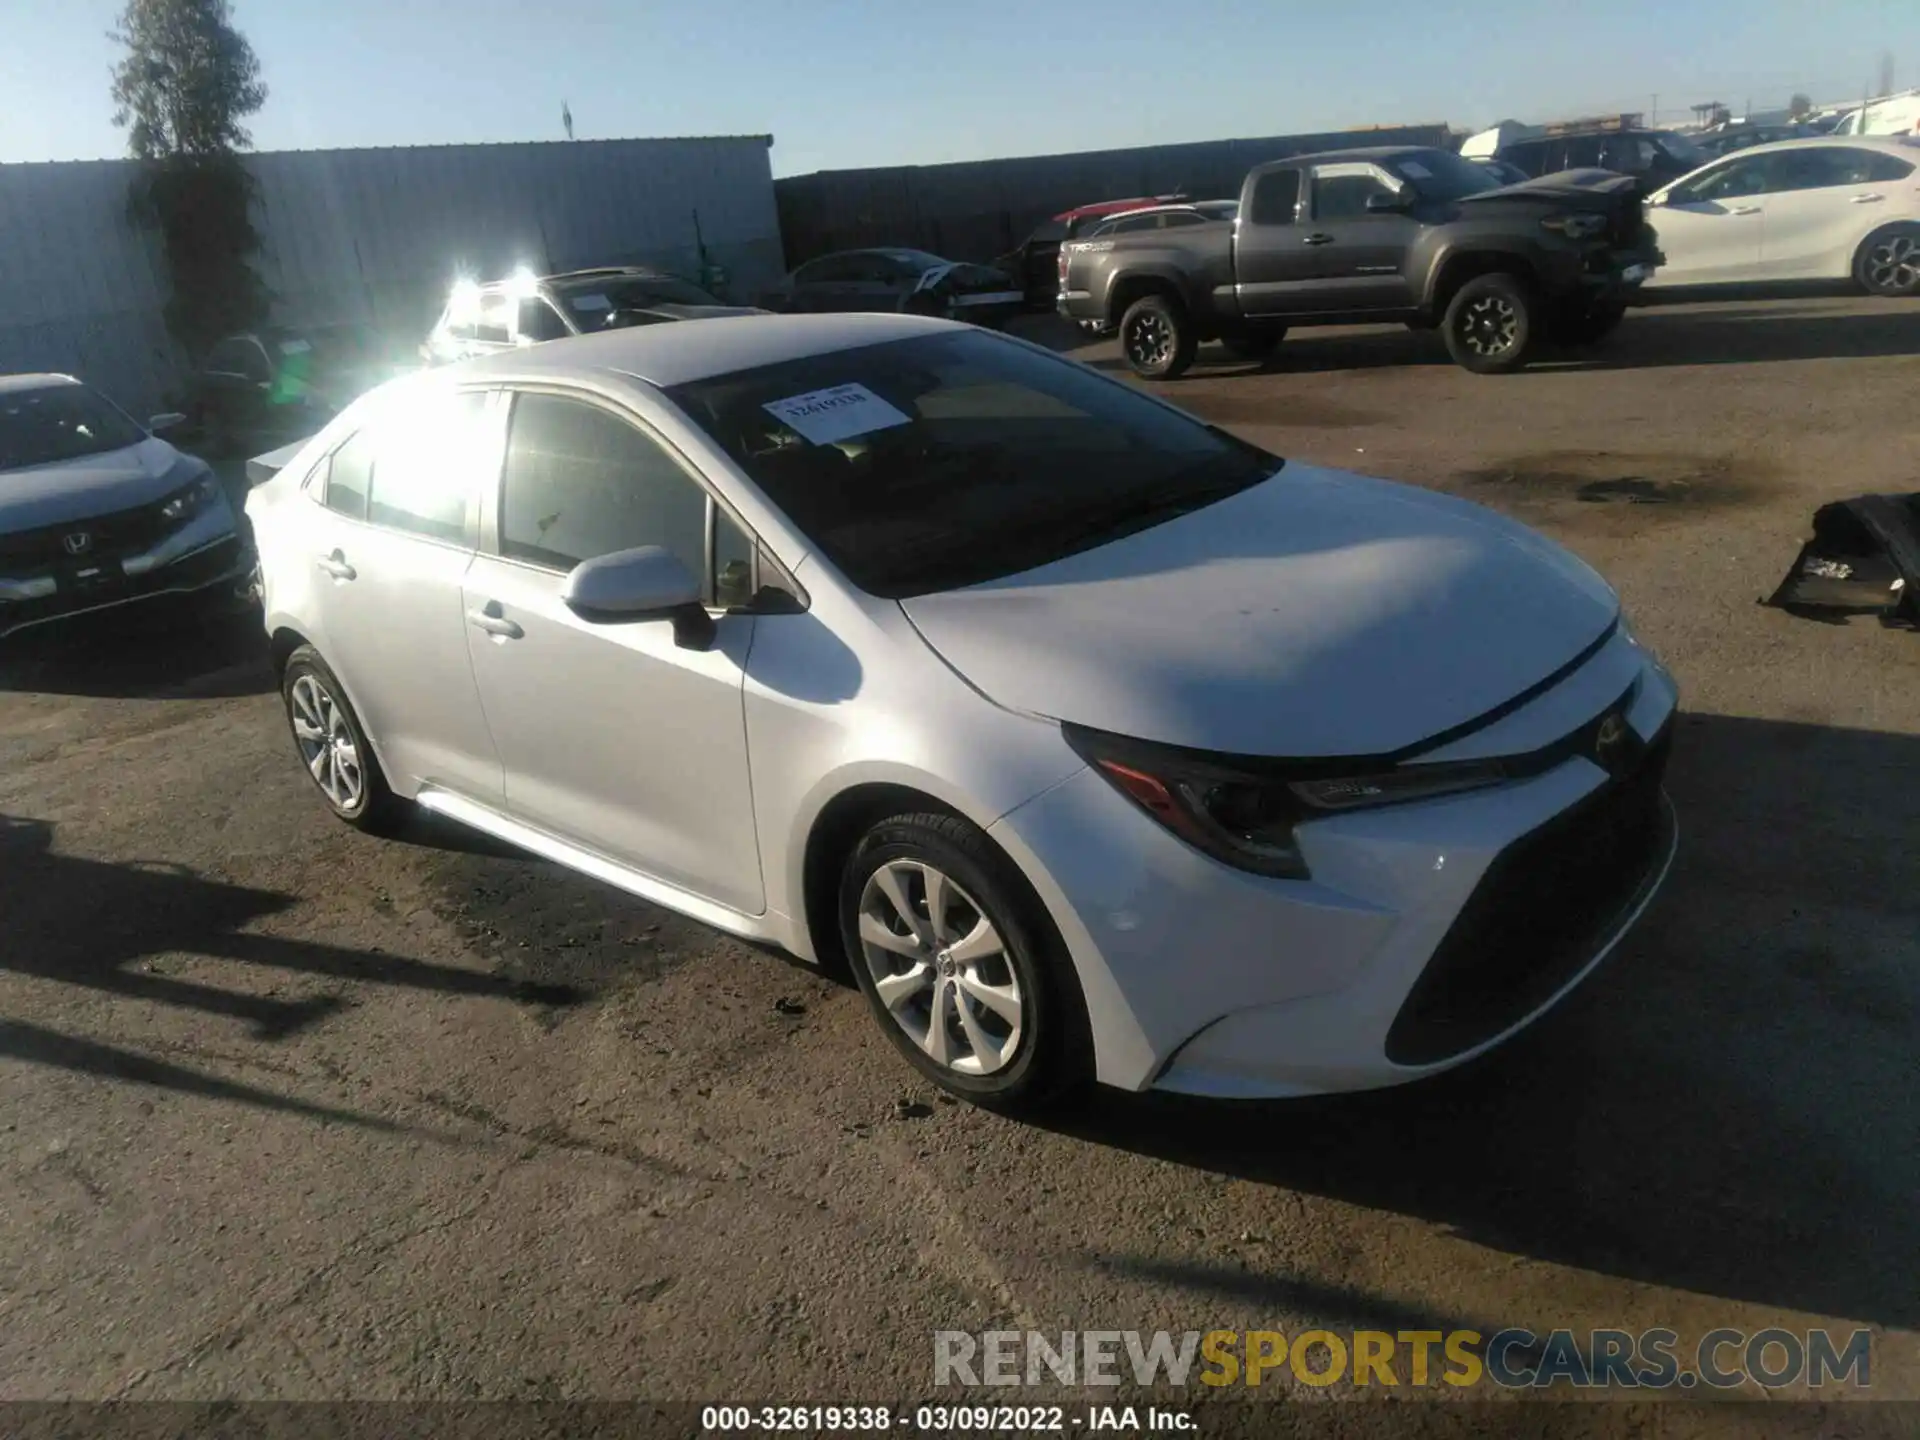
[1702,134,1920,159]
[0,373,80,395]
[441,311,952,389]
[1055,195,1176,221]
[475,266,680,294]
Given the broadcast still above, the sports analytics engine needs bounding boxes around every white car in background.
[1643,137,1920,295]
[247,315,1678,1109]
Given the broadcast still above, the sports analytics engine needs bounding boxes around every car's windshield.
[0,383,147,472]
[665,330,1281,598]
[557,275,722,323]
[1385,148,1499,202]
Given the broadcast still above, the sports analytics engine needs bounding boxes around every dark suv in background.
[1494,127,1712,190]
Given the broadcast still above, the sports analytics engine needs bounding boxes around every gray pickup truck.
[1058,145,1659,377]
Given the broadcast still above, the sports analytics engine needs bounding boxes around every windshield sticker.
[278,339,313,355]
[1398,160,1432,179]
[763,383,912,446]
[567,293,612,311]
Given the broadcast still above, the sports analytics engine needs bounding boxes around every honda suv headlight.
[1064,725,1510,880]
[1541,212,1608,239]
[159,472,221,524]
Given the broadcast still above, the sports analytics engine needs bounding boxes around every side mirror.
[1365,190,1412,214]
[561,545,714,649]
[149,411,187,434]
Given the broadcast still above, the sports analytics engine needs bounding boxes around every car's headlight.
[1541,212,1608,239]
[159,473,220,524]
[1064,725,1510,880]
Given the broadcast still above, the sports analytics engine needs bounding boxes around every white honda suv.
[248,314,1678,1109]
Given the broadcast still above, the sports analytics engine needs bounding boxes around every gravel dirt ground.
[2,294,1917,1433]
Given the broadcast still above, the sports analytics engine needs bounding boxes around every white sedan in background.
[247,315,1678,1109]
[1643,137,1920,295]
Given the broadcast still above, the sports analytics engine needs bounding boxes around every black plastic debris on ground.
[1765,493,1920,628]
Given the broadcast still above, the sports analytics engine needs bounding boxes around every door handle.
[1850,193,1885,204]
[466,604,523,640]
[1302,233,1336,246]
[316,551,356,581]
[1729,206,1761,216]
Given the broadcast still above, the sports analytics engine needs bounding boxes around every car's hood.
[900,465,1619,758]
[0,438,203,534]
[1460,168,1640,212]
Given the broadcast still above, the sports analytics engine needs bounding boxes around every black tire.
[280,644,405,833]
[1854,223,1920,297]
[1551,298,1627,347]
[1220,328,1286,361]
[1442,273,1536,373]
[1118,293,1197,380]
[839,811,1091,1111]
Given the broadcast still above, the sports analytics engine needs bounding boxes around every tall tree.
[1788,92,1813,121]
[110,0,269,355]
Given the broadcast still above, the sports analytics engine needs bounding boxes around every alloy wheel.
[856,859,1023,1076]
[1125,312,1175,370]
[1458,295,1519,357]
[1866,234,1920,294]
[289,673,364,811]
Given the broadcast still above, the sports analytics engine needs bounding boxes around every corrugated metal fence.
[0,136,786,416]
[776,125,1453,270]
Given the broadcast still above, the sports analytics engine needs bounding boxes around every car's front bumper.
[988,629,1680,1097]
[0,500,254,639]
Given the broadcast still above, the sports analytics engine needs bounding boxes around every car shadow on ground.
[1066,299,1920,380]
[1040,710,1920,1331]
[0,813,586,1045]
[0,602,276,700]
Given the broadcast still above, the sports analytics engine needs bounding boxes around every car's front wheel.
[281,645,404,833]
[1855,223,1920,297]
[1118,294,1197,380]
[1442,273,1536,373]
[839,812,1089,1110]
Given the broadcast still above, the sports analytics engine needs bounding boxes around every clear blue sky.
[2,0,1916,176]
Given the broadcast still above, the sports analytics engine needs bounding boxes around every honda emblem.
[62,531,92,556]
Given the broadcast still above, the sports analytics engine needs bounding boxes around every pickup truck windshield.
[666,330,1281,598]
[0,384,147,472]
[1384,149,1500,203]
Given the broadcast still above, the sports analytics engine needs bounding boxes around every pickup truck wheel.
[1443,274,1535,374]
[1119,295,1196,380]
[1220,328,1286,360]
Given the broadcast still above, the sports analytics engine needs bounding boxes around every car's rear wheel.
[281,645,404,833]
[1118,294,1197,380]
[1220,327,1286,361]
[1443,273,1536,373]
[839,812,1090,1110]
[1855,224,1920,297]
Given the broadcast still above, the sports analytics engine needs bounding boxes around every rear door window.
[323,429,374,521]
[516,298,570,342]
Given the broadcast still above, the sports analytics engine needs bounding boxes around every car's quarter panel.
[459,555,765,914]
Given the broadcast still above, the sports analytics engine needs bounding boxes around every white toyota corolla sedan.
[248,314,1678,1108]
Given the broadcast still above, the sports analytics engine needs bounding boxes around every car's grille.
[0,535,242,634]
[0,500,179,574]
[1384,720,1674,1067]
